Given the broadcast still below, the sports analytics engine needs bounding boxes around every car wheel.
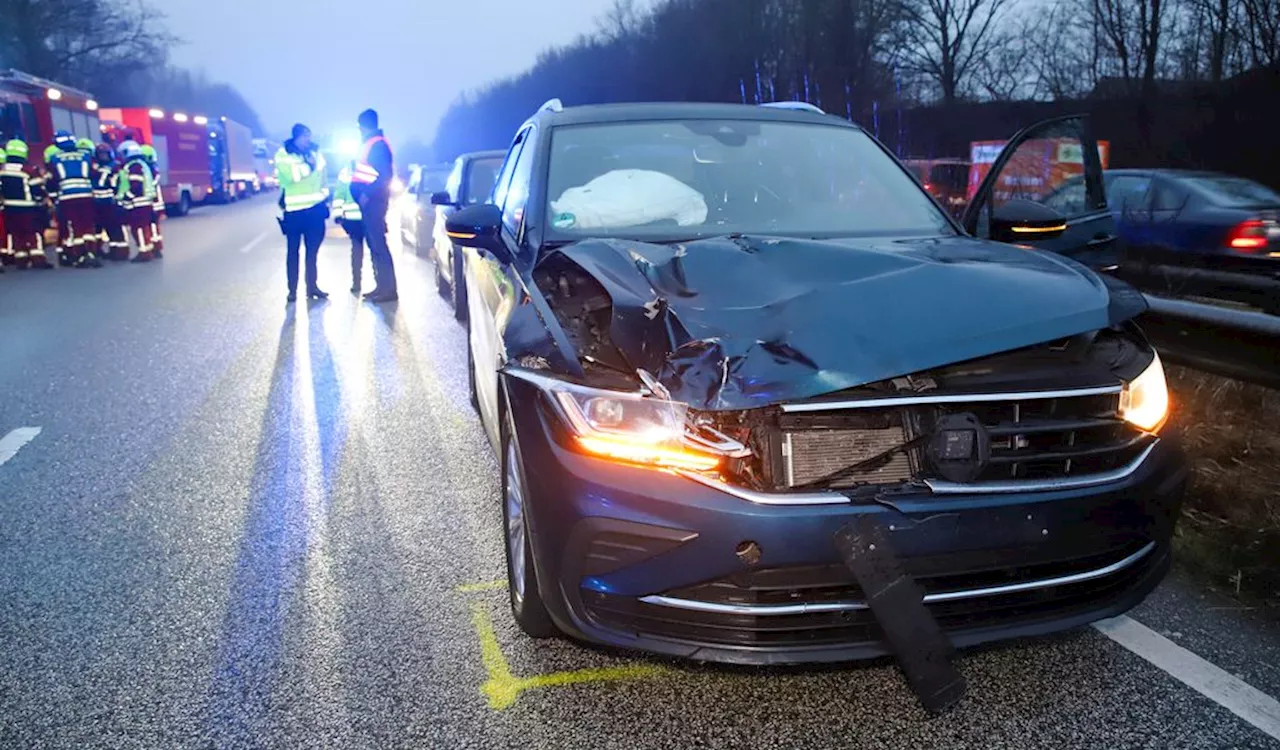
[467,333,480,414]
[176,192,191,217]
[435,252,451,300]
[501,407,557,638]
[452,247,469,323]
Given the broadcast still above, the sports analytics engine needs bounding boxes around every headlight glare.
[1119,352,1170,432]
[551,385,720,471]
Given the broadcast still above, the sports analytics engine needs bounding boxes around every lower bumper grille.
[582,540,1161,649]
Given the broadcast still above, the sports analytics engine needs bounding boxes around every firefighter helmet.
[4,139,28,160]
[54,130,76,150]
[119,140,142,159]
[76,137,95,152]
[94,143,114,163]
[140,144,157,161]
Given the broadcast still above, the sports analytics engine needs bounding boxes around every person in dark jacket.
[350,109,397,302]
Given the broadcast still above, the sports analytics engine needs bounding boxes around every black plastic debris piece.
[833,519,967,714]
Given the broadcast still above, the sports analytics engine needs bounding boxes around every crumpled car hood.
[541,234,1146,411]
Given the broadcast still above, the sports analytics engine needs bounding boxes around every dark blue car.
[448,101,1186,664]
[1044,169,1280,269]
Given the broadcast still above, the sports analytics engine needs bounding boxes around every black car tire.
[452,247,468,324]
[435,251,451,301]
[501,407,558,638]
[173,192,191,217]
[466,333,480,414]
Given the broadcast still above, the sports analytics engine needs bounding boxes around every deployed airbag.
[550,170,708,230]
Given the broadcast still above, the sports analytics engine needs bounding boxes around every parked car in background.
[447,101,1182,665]
[1044,170,1280,272]
[400,163,452,256]
[425,150,505,319]
[903,157,970,218]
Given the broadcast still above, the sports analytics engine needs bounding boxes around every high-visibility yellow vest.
[275,147,328,212]
[331,168,363,221]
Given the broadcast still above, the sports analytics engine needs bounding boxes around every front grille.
[582,539,1159,649]
[774,389,1151,490]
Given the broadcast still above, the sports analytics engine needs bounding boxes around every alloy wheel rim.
[506,440,527,602]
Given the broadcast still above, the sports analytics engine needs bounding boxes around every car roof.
[459,149,506,161]
[525,101,854,129]
[1106,168,1230,180]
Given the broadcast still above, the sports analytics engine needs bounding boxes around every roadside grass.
[1167,364,1280,608]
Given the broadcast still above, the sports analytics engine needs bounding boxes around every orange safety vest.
[351,135,393,185]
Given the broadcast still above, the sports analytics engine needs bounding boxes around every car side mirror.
[430,191,457,207]
[445,203,511,263]
[990,199,1067,243]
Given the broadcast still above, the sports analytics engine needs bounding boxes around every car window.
[491,130,529,209]
[929,164,969,192]
[544,120,952,239]
[1042,176,1086,215]
[462,157,503,205]
[1184,176,1280,207]
[1151,179,1189,211]
[502,136,537,234]
[1108,175,1152,212]
[444,160,463,201]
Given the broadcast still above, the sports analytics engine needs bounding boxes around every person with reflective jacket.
[350,109,397,302]
[116,140,158,262]
[274,123,328,303]
[331,161,367,295]
[91,143,128,261]
[140,144,165,257]
[1,139,53,270]
[47,130,102,268]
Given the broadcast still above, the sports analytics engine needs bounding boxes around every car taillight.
[1227,219,1268,251]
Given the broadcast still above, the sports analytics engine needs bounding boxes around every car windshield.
[545,119,954,240]
[465,157,503,204]
[1185,176,1280,207]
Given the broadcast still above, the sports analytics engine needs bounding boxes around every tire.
[501,406,558,638]
[435,252,451,300]
[452,246,469,323]
[174,192,191,217]
[467,333,480,414]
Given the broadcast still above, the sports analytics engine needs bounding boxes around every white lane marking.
[238,229,273,254]
[0,427,42,467]
[1095,615,1280,741]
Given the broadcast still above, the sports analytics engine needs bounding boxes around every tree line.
[431,0,1280,160]
[0,0,265,135]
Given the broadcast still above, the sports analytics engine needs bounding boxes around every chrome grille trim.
[638,541,1157,616]
[780,385,1123,413]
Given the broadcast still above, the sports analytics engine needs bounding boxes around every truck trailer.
[209,117,257,201]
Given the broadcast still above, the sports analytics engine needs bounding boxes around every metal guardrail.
[1116,263,1280,315]
[1138,294,1280,389]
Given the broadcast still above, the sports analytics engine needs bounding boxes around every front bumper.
[505,379,1188,665]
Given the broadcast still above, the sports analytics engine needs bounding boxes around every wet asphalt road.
[1,196,1279,749]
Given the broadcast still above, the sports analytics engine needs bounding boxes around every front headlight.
[547,381,721,472]
[1119,351,1170,433]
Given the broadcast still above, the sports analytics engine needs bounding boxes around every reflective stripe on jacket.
[275,147,328,212]
[331,169,363,221]
[0,163,40,208]
[50,151,93,200]
[116,157,156,208]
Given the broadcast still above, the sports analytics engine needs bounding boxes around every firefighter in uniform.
[1,139,53,270]
[117,141,157,262]
[274,123,328,302]
[350,109,397,302]
[141,144,165,257]
[331,161,367,295]
[47,130,102,268]
[91,143,128,260]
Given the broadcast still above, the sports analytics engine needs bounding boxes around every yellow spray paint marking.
[454,579,507,594]
[467,599,667,710]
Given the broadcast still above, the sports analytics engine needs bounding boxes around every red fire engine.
[99,107,214,216]
[0,69,100,158]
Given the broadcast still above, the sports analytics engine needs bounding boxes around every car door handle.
[1087,234,1117,246]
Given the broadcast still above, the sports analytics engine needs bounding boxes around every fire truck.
[0,69,100,158]
[99,107,214,216]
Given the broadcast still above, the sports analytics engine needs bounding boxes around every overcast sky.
[165,0,628,143]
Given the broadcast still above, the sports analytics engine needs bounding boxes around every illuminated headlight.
[1119,352,1170,433]
[547,381,720,472]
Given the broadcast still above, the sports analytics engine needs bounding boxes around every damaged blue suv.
[447,100,1187,665]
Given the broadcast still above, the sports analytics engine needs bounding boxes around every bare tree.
[1091,0,1170,96]
[899,0,1015,105]
[1240,0,1280,67]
